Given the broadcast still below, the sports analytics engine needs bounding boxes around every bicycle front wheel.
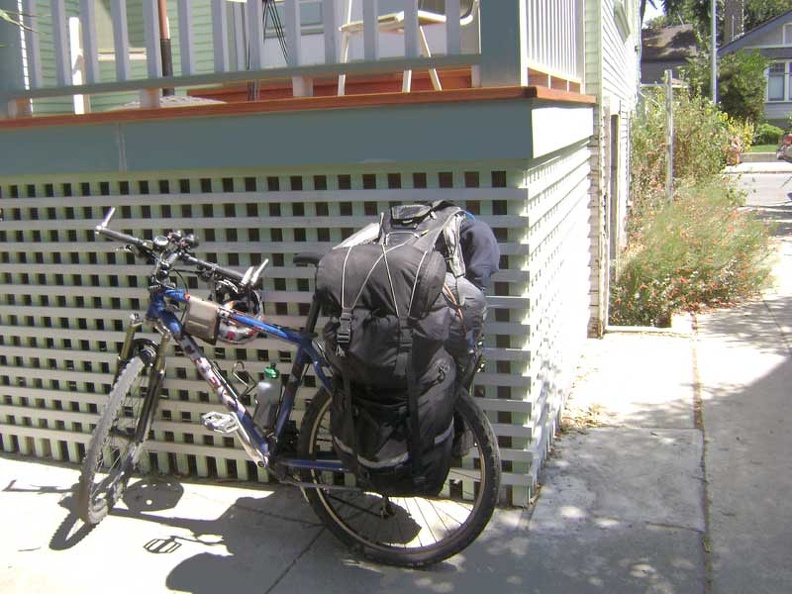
[298,388,501,568]
[74,356,157,524]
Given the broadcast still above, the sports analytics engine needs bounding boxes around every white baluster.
[285,0,312,96]
[323,0,338,64]
[212,0,229,73]
[446,0,461,55]
[68,17,87,113]
[80,0,99,83]
[362,0,378,61]
[246,0,265,70]
[177,0,195,76]
[111,0,131,81]
[142,0,162,79]
[50,0,70,86]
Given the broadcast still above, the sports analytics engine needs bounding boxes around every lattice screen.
[0,155,591,505]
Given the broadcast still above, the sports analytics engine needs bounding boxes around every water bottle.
[253,366,280,430]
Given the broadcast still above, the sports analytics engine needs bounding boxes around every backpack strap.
[403,325,427,490]
[335,245,390,351]
[394,266,428,489]
[340,372,363,481]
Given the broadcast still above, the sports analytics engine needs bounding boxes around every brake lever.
[246,259,269,290]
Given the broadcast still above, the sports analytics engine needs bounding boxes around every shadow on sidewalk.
[754,203,792,237]
[695,295,792,357]
[23,474,533,594]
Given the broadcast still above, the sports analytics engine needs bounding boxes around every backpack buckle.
[337,311,353,347]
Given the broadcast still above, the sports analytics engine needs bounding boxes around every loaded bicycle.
[75,208,501,567]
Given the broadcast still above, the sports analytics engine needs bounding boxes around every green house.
[0,0,641,506]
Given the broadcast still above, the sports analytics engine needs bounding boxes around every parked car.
[777,132,792,163]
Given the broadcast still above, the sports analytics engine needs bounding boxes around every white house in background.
[719,9,792,127]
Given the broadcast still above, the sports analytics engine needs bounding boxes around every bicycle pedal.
[201,412,239,434]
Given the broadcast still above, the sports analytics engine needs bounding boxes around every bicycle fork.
[115,313,170,469]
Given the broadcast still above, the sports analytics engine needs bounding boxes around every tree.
[682,49,768,122]
[718,50,768,122]
[744,0,792,31]
[647,0,790,43]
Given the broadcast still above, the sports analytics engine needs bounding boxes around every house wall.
[641,59,688,85]
[742,22,787,46]
[0,97,594,505]
[765,102,791,126]
[584,0,639,336]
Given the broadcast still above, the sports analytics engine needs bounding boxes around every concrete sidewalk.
[725,159,792,174]
[1,249,790,593]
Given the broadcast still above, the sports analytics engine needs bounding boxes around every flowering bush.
[611,87,772,327]
[610,181,773,327]
[630,89,729,203]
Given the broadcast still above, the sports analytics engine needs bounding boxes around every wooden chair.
[337,0,478,95]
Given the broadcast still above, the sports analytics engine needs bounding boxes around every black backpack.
[315,202,464,495]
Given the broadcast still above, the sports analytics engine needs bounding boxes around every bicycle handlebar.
[94,208,265,290]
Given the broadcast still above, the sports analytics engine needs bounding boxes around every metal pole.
[665,69,674,202]
[710,0,717,102]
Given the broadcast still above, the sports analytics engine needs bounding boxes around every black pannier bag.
[329,352,457,496]
[316,205,463,496]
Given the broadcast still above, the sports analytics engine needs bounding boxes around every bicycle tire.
[298,387,501,567]
[74,356,156,524]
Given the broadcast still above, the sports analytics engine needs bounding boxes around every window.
[614,0,636,41]
[265,0,323,35]
[96,0,146,53]
[767,61,792,102]
[784,23,792,46]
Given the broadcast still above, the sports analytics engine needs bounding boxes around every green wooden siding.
[29,0,221,115]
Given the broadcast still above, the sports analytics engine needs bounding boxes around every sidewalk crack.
[692,315,713,594]
[263,526,325,594]
[761,297,792,355]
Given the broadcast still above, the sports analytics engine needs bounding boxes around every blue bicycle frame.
[94,207,348,481]
[144,286,345,476]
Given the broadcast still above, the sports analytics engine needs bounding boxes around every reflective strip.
[332,420,454,470]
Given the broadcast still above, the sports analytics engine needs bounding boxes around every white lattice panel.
[0,159,591,502]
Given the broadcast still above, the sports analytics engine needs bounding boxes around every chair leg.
[419,27,442,91]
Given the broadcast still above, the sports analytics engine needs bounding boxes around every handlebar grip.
[182,255,246,284]
[95,213,255,287]
[95,225,149,250]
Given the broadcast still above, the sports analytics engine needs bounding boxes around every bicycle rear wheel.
[298,387,501,567]
[74,356,157,524]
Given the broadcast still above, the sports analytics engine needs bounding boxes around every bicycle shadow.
[119,478,454,593]
[6,468,469,593]
[47,475,187,550]
[2,474,97,550]
[25,473,329,591]
[111,478,425,593]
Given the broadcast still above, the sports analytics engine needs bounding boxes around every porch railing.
[0,0,584,117]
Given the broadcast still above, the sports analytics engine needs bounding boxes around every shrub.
[609,179,773,327]
[754,122,784,145]
[682,49,769,123]
[630,88,745,210]
[717,50,769,123]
